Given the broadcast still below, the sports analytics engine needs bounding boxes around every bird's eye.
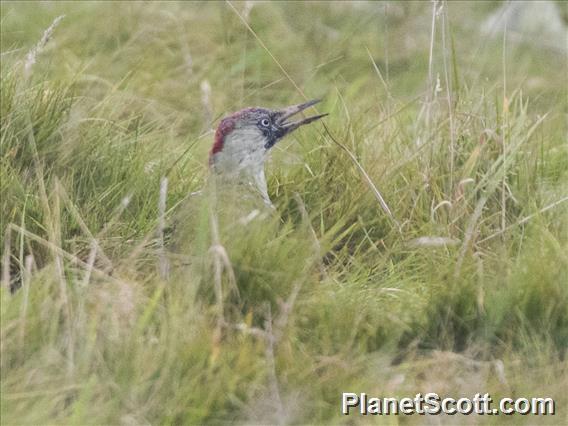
[260,118,270,127]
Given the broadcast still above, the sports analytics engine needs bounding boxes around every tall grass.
[1,1,567,424]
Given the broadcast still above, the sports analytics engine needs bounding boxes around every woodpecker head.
[210,99,326,172]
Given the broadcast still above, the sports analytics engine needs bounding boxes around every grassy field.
[1,1,567,424]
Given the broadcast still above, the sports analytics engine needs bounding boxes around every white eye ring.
[260,118,270,127]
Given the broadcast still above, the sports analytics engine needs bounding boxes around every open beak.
[274,99,328,138]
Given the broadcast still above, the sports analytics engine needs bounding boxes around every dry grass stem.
[158,177,170,280]
[264,305,285,425]
[23,15,65,78]
[479,195,568,244]
[2,227,12,290]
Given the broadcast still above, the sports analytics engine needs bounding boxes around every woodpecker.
[209,99,327,206]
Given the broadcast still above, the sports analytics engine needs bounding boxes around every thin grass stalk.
[383,2,390,84]
[442,2,456,193]
[428,0,438,98]
[501,17,509,236]
[425,0,439,130]
[2,227,11,290]
[158,177,169,280]
[18,255,33,350]
[479,196,568,244]
[81,240,98,287]
[366,47,392,101]
[264,304,285,425]
[208,183,225,334]
[323,124,400,229]
[200,80,213,131]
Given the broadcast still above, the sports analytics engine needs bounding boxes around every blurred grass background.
[1,1,567,424]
